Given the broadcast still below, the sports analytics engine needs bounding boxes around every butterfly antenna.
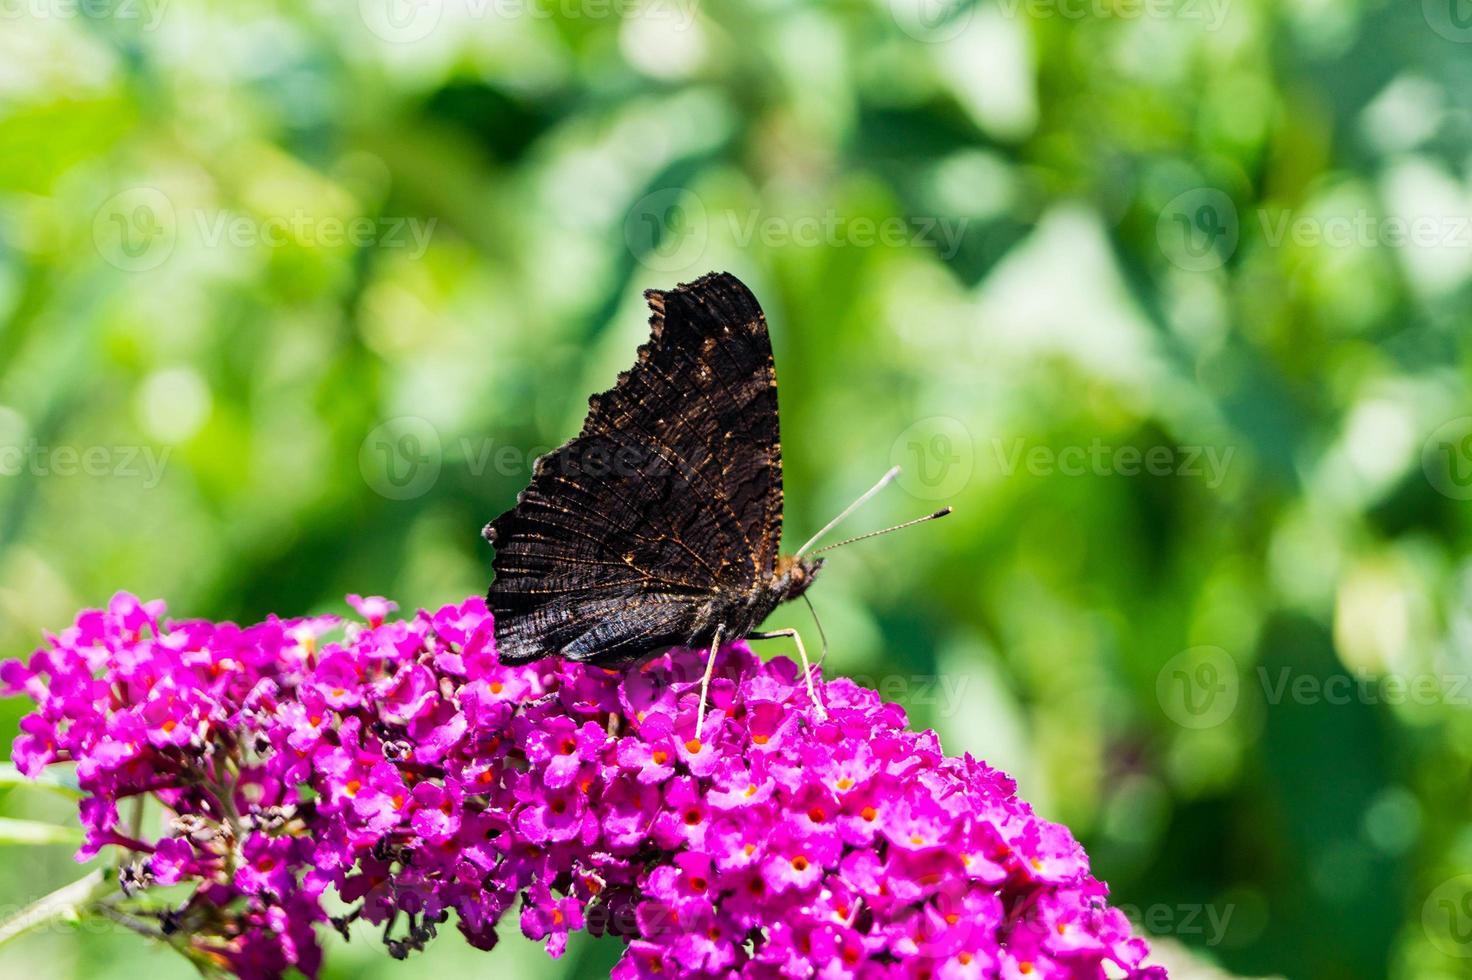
[808,507,953,555]
[802,592,829,667]
[796,466,902,557]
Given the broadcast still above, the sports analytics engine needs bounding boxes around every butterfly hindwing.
[485,272,784,665]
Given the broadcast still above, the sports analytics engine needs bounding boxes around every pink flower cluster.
[2,593,1162,979]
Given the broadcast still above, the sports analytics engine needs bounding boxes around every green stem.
[0,868,112,947]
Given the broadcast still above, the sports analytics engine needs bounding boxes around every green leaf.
[0,763,83,799]
[0,818,82,846]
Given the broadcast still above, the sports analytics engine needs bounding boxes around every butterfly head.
[773,555,825,603]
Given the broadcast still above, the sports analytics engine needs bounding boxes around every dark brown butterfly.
[483,272,947,731]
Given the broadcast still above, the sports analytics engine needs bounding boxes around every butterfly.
[483,272,947,733]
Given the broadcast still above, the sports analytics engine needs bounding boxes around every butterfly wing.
[485,272,783,664]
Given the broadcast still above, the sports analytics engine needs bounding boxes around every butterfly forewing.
[485,272,784,665]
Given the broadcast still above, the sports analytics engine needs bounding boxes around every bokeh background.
[2,0,1471,977]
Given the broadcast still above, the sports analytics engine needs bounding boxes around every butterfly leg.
[695,623,725,740]
[746,628,827,720]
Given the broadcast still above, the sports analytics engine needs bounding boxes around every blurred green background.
[2,0,1472,977]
